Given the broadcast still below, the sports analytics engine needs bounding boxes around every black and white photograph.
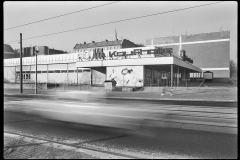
[4,1,237,159]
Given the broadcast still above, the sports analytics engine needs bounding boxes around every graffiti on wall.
[77,47,173,61]
[107,66,143,87]
[78,48,106,61]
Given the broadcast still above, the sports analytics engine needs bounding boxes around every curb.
[105,97,238,103]
[4,93,238,103]
[145,119,237,135]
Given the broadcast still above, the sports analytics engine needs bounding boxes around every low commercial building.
[4,44,201,90]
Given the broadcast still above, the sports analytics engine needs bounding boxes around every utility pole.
[20,33,23,93]
[35,46,39,94]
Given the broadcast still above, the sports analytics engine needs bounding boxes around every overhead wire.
[4,1,119,30]
[5,1,224,44]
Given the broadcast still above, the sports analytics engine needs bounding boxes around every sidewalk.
[4,85,238,102]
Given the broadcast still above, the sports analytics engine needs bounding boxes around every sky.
[4,1,238,62]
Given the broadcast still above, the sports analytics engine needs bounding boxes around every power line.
[5,1,224,44]
[4,1,119,30]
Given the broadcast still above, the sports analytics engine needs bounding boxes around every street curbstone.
[182,124,237,134]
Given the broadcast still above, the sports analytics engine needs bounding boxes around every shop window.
[83,69,90,72]
[68,70,75,73]
[16,74,20,81]
[61,70,67,73]
[25,74,30,79]
[76,69,82,73]
[54,70,60,73]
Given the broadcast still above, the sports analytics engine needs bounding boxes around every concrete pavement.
[4,85,238,102]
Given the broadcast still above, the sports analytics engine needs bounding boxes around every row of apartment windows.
[16,69,90,74]
[76,46,120,52]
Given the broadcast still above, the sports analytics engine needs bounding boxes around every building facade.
[146,31,230,82]
[14,46,67,58]
[73,39,141,53]
[4,44,15,59]
[3,45,202,91]
[4,53,91,85]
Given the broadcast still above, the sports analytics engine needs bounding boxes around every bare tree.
[229,60,237,78]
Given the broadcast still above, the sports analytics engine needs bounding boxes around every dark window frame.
[68,70,75,73]
[61,70,67,73]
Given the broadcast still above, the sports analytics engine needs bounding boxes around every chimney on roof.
[92,41,95,43]
[105,39,108,42]
[84,42,86,44]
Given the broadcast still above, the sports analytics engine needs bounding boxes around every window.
[48,70,54,73]
[61,70,67,73]
[68,70,74,73]
[31,71,36,73]
[54,70,60,73]
[37,71,41,74]
[75,69,82,73]
[16,73,20,81]
[42,71,47,73]
[83,69,90,72]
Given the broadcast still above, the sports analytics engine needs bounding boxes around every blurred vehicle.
[5,91,155,130]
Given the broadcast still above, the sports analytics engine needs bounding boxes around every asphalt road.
[4,98,238,158]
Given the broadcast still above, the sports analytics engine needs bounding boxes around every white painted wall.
[106,66,144,87]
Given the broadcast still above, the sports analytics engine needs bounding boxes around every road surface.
[4,97,237,158]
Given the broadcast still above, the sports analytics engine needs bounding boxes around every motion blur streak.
[5,91,155,130]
